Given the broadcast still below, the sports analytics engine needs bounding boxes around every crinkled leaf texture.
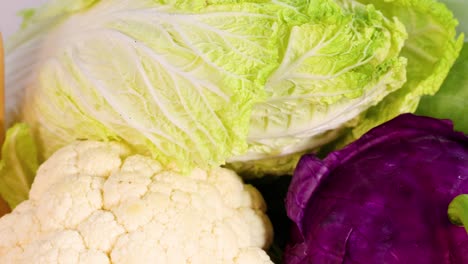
[229,0,463,176]
[229,0,408,170]
[439,0,468,40]
[339,0,464,142]
[6,0,463,176]
[7,0,286,171]
[284,114,468,264]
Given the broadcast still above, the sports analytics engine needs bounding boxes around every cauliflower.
[0,141,273,264]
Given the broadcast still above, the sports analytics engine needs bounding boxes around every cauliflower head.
[0,141,273,264]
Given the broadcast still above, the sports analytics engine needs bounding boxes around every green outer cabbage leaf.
[7,0,291,170]
[439,0,467,41]
[415,0,468,133]
[0,124,39,209]
[416,43,468,133]
[448,194,468,233]
[341,0,464,143]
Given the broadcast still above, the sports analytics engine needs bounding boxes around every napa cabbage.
[5,0,462,175]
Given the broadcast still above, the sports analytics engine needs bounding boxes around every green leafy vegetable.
[231,0,464,176]
[0,124,39,209]
[5,0,463,177]
[337,0,464,144]
[7,0,286,170]
[230,0,408,171]
[439,0,468,40]
[416,43,468,133]
[448,194,468,233]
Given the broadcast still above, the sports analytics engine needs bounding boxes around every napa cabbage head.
[5,0,462,175]
[6,0,406,171]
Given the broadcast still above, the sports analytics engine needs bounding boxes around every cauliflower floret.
[0,141,273,264]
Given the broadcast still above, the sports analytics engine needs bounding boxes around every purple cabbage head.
[285,114,468,264]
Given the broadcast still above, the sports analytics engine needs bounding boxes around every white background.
[0,0,48,39]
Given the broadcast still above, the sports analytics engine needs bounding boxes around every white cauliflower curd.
[0,141,273,263]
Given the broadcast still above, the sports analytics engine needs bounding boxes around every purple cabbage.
[285,114,468,263]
